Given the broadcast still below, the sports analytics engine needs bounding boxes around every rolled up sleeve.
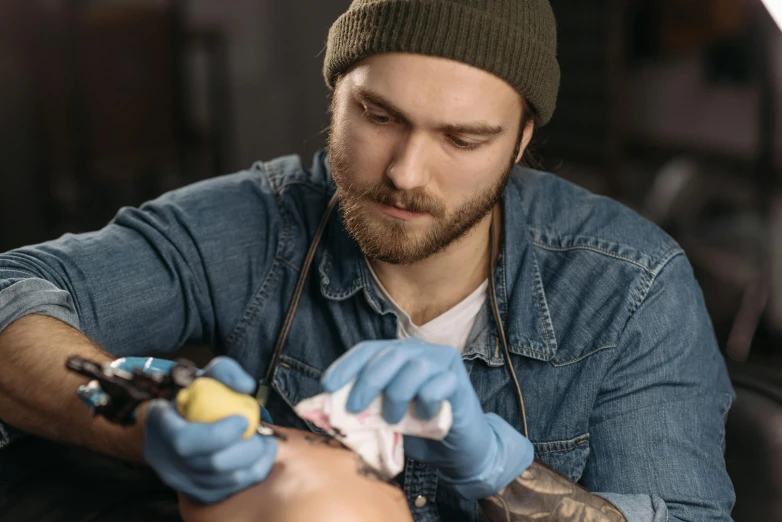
[593,493,668,522]
[0,278,80,334]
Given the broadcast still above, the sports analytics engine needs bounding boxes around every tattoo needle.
[257,424,288,441]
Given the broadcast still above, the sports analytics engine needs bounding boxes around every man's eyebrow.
[354,87,505,137]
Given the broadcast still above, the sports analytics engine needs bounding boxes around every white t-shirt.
[365,259,487,352]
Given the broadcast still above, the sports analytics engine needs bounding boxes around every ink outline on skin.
[294,425,402,488]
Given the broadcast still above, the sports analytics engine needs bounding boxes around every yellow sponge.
[175,377,259,439]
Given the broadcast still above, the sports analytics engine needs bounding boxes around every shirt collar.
[463,177,558,364]
[317,158,557,364]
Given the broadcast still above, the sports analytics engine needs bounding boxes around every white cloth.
[364,258,487,352]
[294,379,452,479]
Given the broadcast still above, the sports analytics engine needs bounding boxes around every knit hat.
[323,0,560,126]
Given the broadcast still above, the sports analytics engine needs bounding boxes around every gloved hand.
[321,338,534,500]
[143,356,278,503]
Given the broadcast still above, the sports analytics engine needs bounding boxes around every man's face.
[327,53,533,265]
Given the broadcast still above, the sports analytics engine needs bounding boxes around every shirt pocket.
[267,354,329,433]
[532,433,590,483]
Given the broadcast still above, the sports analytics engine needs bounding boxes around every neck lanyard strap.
[256,193,340,405]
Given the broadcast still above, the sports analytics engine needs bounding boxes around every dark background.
[1,0,781,363]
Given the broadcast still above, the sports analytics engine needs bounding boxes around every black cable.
[488,212,529,439]
[259,193,340,399]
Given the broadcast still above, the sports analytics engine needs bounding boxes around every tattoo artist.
[0,0,734,521]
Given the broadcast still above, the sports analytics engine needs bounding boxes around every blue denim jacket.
[0,149,735,522]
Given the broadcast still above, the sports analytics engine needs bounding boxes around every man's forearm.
[0,314,145,461]
[479,460,626,522]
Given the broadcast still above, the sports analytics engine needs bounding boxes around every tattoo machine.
[65,355,285,439]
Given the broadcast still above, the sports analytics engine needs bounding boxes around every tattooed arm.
[479,460,626,522]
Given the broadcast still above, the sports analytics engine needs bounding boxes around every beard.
[326,119,520,266]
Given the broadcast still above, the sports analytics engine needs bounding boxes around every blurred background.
[0,0,781,516]
[1,0,782,358]
[8,0,780,358]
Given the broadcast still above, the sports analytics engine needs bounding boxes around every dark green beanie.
[323,0,560,126]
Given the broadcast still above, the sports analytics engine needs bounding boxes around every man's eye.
[361,108,393,125]
[449,136,481,151]
[370,114,392,124]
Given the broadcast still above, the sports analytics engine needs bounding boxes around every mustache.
[351,181,447,219]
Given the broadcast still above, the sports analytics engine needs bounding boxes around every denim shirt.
[0,149,735,522]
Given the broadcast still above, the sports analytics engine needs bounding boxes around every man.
[0,0,735,521]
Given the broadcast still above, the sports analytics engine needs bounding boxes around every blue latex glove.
[321,338,534,500]
[143,356,277,503]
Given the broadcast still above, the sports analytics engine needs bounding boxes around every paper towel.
[294,381,453,479]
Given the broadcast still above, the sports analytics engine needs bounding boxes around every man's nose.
[385,134,432,191]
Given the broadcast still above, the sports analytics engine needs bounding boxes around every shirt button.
[414,495,427,508]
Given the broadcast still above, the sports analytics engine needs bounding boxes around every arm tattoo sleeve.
[478,460,627,522]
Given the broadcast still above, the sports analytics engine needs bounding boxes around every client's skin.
[178,423,413,522]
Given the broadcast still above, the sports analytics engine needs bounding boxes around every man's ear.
[514,120,535,165]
